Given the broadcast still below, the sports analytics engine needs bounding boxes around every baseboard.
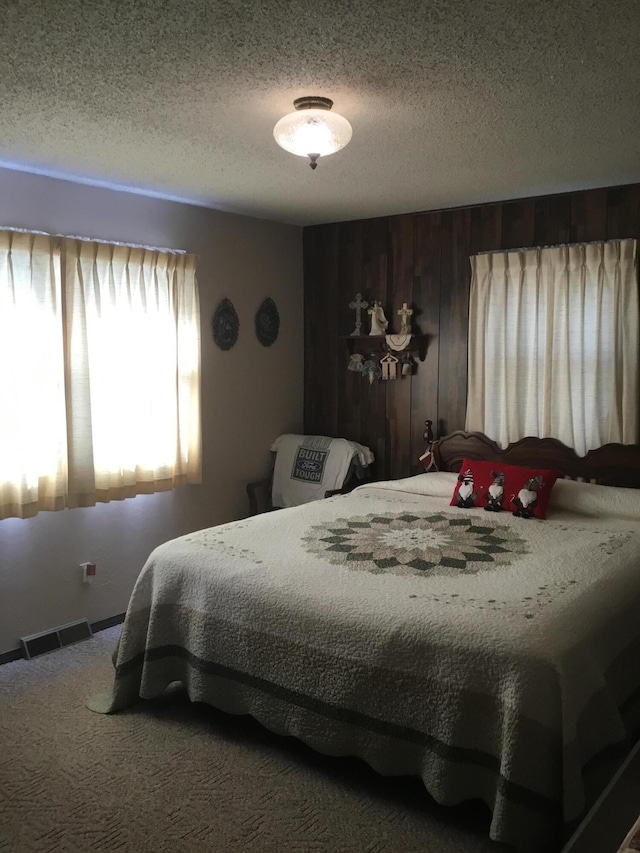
[90,612,126,633]
[0,647,22,665]
[0,612,126,666]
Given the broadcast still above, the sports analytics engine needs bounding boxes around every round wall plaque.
[255,297,280,347]
[211,298,239,350]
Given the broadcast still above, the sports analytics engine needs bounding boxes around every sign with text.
[291,445,328,483]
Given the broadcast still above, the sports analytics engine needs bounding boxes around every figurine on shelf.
[362,358,382,384]
[347,353,365,372]
[368,300,388,335]
[380,353,399,380]
[401,354,415,376]
[348,293,368,336]
[397,302,413,335]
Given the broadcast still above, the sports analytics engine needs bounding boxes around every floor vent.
[20,619,93,660]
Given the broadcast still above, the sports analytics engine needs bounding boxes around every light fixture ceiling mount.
[293,95,334,111]
[273,96,353,170]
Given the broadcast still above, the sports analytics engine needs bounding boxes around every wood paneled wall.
[303,184,640,480]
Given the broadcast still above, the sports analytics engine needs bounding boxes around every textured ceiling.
[1,0,639,226]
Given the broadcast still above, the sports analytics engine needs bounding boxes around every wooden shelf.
[341,334,427,361]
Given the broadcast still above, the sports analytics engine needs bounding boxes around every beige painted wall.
[0,168,303,655]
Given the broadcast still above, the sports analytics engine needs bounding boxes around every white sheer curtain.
[0,232,68,518]
[64,239,201,506]
[0,230,201,520]
[465,239,639,456]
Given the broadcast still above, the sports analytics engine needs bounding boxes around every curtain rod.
[476,238,630,256]
[0,225,186,255]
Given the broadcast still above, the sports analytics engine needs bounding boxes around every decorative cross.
[349,293,368,336]
[397,302,413,334]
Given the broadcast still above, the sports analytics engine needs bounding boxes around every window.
[465,239,638,456]
[0,230,201,520]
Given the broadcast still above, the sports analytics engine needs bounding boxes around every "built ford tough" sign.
[291,445,328,483]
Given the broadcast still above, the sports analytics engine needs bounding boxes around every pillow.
[449,458,561,519]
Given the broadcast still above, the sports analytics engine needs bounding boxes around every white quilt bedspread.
[91,473,640,852]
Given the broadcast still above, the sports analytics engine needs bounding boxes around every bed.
[90,431,640,852]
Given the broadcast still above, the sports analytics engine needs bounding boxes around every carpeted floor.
[0,626,509,853]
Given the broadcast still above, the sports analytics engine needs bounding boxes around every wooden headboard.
[433,430,640,489]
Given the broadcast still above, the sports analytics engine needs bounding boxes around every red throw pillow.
[449,458,561,519]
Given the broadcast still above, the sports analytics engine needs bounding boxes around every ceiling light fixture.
[273,96,352,170]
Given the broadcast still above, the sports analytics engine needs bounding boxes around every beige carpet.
[0,626,509,853]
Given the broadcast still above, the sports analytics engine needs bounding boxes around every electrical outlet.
[79,562,96,584]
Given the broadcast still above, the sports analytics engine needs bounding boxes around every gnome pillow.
[449,459,561,519]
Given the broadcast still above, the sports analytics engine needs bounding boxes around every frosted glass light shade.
[273,99,352,169]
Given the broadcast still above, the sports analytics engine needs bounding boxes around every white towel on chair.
[270,434,374,508]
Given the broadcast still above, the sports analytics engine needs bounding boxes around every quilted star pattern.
[302,512,529,577]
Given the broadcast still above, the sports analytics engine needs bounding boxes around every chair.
[247,434,374,515]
